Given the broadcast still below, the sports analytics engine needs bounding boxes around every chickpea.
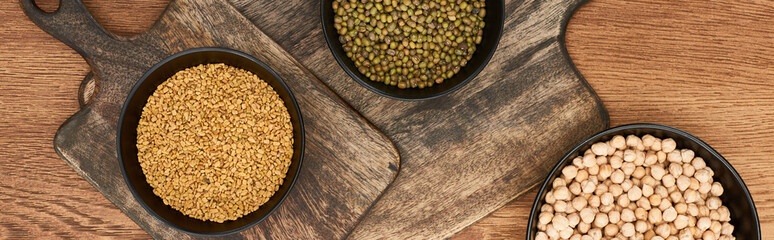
[663,207,677,222]
[707,197,722,210]
[594,213,609,228]
[622,162,636,176]
[710,221,722,236]
[580,207,596,223]
[614,150,624,159]
[702,230,716,240]
[650,165,666,181]
[611,170,625,184]
[656,224,671,238]
[576,169,590,183]
[676,175,691,192]
[635,208,648,221]
[589,195,601,208]
[635,220,649,233]
[721,222,734,235]
[569,182,582,195]
[541,204,554,214]
[573,156,584,169]
[591,142,610,156]
[626,135,642,147]
[598,164,613,180]
[581,180,597,194]
[681,149,695,163]
[685,189,700,203]
[545,191,557,204]
[668,163,683,178]
[675,202,687,215]
[562,165,578,180]
[539,211,554,224]
[690,178,701,191]
[642,135,656,147]
[554,200,568,212]
[621,208,636,222]
[546,225,559,239]
[568,213,580,228]
[608,210,621,224]
[583,153,597,168]
[611,135,626,150]
[642,184,654,197]
[535,232,548,240]
[595,182,609,195]
[578,221,591,234]
[710,182,724,196]
[623,149,637,162]
[683,163,696,177]
[588,228,602,240]
[652,138,663,152]
[617,194,631,208]
[610,184,623,197]
[717,206,731,222]
[694,168,712,183]
[687,204,699,217]
[635,151,646,166]
[632,166,646,179]
[650,194,662,207]
[691,156,706,169]
[658,199,672,211]
[554,186,571,200]
[670,191,683,204]
[637,198,651,210]
[621,223,636,237]
[657,151,667,163]
[559,227,573,239]
[610,156,624,169]
[648,208,663,224]
[643,151,657,165]
[667,151,683,163]
[662,138,677,153]
[662,174,676,188]
[674,215,690,229]
[605,224,619,236]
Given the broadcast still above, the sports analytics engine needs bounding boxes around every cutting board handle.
[21,0,116,58]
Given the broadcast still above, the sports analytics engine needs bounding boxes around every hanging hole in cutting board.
[80,0,170,37]
[32,0,59,13]
[78,72,98,108]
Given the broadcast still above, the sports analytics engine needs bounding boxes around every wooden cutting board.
[21,0,400,239]
[231,0,609,238]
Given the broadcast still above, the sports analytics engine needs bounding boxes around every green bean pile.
[333,0,486,89]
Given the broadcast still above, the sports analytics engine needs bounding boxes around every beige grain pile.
[535,135,735,240]
[137,63,294,223]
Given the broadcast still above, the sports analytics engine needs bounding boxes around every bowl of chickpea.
[527,123,760,240]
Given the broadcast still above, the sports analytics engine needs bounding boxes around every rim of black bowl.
[526,123,760,239]
[320,0,505,101]
[117,47,305,236]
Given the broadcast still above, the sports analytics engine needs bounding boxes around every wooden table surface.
[1,0,772,239]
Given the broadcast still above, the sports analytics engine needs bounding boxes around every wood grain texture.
[454,0,774,239]
[6,0,772,239]
[19,0,399,239]
[231,0,608,238]
[0,0,149,238]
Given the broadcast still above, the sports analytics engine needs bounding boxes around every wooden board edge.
[558,0,611,128]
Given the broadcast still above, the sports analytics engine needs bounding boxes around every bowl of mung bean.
[528,123,760,240]
[117,47,304,235]
[321,0,504,100]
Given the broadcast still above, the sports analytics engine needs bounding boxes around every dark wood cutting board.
[21,0,400,239]
[230,0,609,238]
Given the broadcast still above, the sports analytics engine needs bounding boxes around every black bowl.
[320,0,505,100]
[117,48,305,236]
[527,123,760,239]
